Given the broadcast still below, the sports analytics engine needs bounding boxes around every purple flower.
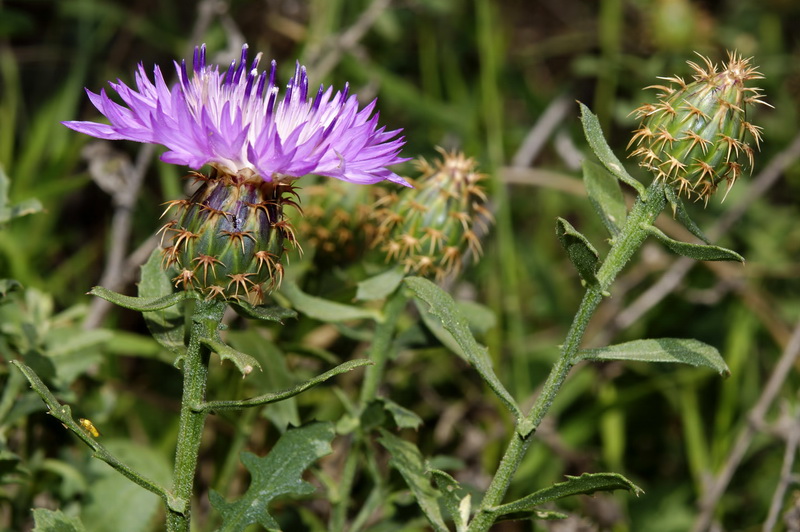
[64,44,411,186]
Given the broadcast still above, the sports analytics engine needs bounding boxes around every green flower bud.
[160,167,298,303]
[289,179,378,264]
[629,51,769,203]
[373,149,492,280]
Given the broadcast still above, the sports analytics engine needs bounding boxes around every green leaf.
[664,186,710,243]
[642,224,744,262]
[556,217,600,286]
[490,472,643,517]
[379,397,423,430]
[405,277,521,419]
[32,508,87,532]
[578,102,647,196]
[230,300,296,323]
[583,160,627,236]
[137,249,187,358]
[0,278,22,297]
[201,359,372,412]
[574,338,730,377]
[378,430,448,532]
[355,266,406,301]
[279,281,382,322]
[209,422,335,532]
[201,337,261,377]
[430,469,470,532]
[0,165,42,224]
[91,286,193,312]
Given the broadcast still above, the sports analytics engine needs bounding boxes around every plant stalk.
[166,299,225,532]
[467,181,666,531]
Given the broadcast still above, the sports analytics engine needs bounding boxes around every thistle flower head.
[373,149,493,280]
[63,44,411,186]
[629,51,769,203]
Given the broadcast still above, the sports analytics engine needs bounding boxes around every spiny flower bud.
[161,167,299,303]
[289,179,378,264]
[373,149,493,280]
[629,51,769,203]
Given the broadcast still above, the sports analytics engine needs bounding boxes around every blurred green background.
[1,0,800,530]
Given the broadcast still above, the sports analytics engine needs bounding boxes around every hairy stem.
[468,181,666,531]
[166,299,225,532]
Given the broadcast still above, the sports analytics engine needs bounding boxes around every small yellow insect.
[78,418,101,438]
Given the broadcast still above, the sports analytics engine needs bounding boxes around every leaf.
[578,102,647,196]
[209,422,335,532]
[355,266,406,301]
[0,278,22,297]
[378,430,449,532]
[201,337,261,377]
[490,472,643,517]
[664,186,710,243]
[230,300,296,323]
[405,277,521,419]
[137,249,187,357]
[91,286,193,312]
[573,338,730,377]
[0,165,43,224]
[379,397,423,430]
[201,359,372,412]
[32,508,87,532]
[556,217,600,286]
[279,281,382,322]
[642,224,744,262]
[430,469,470,532]
[583,160,627,236]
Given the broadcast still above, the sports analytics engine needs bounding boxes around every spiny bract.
[628,51,769,203]
[161,168,298,304]
[373,149,493,280]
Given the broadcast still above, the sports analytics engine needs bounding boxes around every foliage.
[1,1,799,531]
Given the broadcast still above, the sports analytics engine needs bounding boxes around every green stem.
[166,299,225,532]
[467,181,667,531]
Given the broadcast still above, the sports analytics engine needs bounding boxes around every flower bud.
[373,149,492,279]
[161,167,299,303]
[629,51,768,203]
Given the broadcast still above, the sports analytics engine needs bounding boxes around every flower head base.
[64,44,410,186]
[628,51,768,203]
[373,149,493,280]
[161,169,296,303]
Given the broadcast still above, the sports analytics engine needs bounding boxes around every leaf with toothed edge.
[209,422,335,532]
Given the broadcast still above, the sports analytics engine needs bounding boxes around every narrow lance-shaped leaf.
[490,472,643,517]
[91,286,194,312]
[583,160,627,237]
[664,185,710,244]
[200,359,372,412]
[355,266,406,301]
[556,217,600,286]
[230,299,297,323]
[404,276,521,419]
[279,280,383,322]
[209,422,335,532]
[378,430,449,532]
[578,102,647,196]
[573,338,730,377]
[642,224,744,262]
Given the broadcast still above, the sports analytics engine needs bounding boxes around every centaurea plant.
[12,47,768,531]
